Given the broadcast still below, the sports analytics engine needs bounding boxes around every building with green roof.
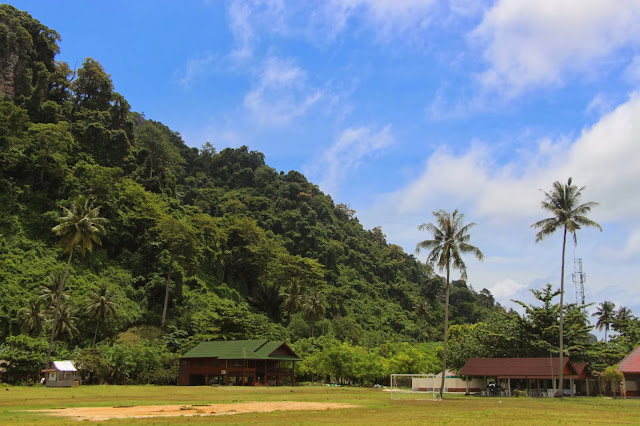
[178,340,301,386]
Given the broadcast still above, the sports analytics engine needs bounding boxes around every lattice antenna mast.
[572,258,586,307]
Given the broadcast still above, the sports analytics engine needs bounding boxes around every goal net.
[389,374,440,400]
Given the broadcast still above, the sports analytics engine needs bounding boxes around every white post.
[586,379,590,396]
[507,377,511,396]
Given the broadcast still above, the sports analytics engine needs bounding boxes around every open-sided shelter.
[43,360,80,387]
[459,357,594,396]
[178,340,301,386]
[619,345,640,396]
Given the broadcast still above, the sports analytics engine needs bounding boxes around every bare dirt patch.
[34,401,357,421]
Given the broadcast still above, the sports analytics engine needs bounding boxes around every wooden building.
[619,345,640,396]
[43,360,80,387]
[459,357,595,396]
[178,340,301,386]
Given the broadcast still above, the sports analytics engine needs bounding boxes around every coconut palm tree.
[615,306,633,322]
[48,196,107,366]
[416,209,484,399]
[40,272,70,309]
[414,298,431,342]
[85,284,118,346]
[20,299,46,337]
[281,278,304,327]
[593,301,616,342]
[53,304,79,342]
[531,177,601,396]
[303,287,326,338]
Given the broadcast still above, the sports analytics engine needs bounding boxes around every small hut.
[43,361,80,387]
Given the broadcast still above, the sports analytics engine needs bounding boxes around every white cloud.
[624,55,640,85]
[360,94,640,311]
[472,0,640,97]
[228,0,256,60]
[585,93,615,117]
[487,278,528,299]
[243,57,324,126]
[314,125,394,197]
[599,228,640,262]
[396,93,640,223]
[312,0,438,42]
[179,54,216,89]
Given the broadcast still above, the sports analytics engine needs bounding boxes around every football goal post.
[390,374,440,400]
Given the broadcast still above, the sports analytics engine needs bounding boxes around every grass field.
[1,385,638,425]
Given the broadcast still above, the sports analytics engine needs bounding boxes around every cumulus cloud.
[396,94,640,223]
[244,57,324,126]
[315,125,394,197]
[473,0,640,97]
[487,278,528,299]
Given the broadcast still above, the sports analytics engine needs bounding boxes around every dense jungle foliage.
[0,5,502,383]
[1,5,637,385]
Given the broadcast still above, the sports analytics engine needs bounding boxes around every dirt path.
[35,401,357,421]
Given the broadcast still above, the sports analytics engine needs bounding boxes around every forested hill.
[0,4,502,353]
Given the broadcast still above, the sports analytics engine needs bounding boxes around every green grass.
[1,385,639,425]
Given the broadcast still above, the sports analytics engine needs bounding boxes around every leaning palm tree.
[531,177,601,396]
[416,209,484,399]
[593,301,616,342]
[85,284,118,346]
[20,299,46,337]
[48,196,107,366]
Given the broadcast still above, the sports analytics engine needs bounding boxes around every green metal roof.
[181,340,301,361]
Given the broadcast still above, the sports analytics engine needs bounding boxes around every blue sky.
[11,0,640,333]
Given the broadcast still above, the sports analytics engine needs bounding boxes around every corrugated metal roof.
[619,345,640,373]
[459,357,576,377]
[52,360,77,372]
[181,340,300,361]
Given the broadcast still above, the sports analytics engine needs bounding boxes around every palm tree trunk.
[558,226,567,397]
[47,249,73,367]
[161,257,173,328]
[93,317,101,346]
[439,262,450,399]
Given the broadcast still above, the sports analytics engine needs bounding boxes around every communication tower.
[572,258,586,306]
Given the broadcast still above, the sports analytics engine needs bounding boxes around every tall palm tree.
[616,306,633,322]
[414,298,431,342]
[85,284,118,346]
[53,304,79,343]
[281,278,304,327]
[20,299,46,337]
[416,209,484,399]
[48,196,107,366]
[40,272,70,309]
[593,301,616,342]
[531,177,601,396]
[303,287,326,337]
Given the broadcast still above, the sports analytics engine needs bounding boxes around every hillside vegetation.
[0,5,505,383]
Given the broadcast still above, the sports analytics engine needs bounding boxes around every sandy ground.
[34,401,357,421]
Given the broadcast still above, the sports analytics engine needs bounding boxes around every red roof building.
[618,346,640,396]
[459,357,595,397]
